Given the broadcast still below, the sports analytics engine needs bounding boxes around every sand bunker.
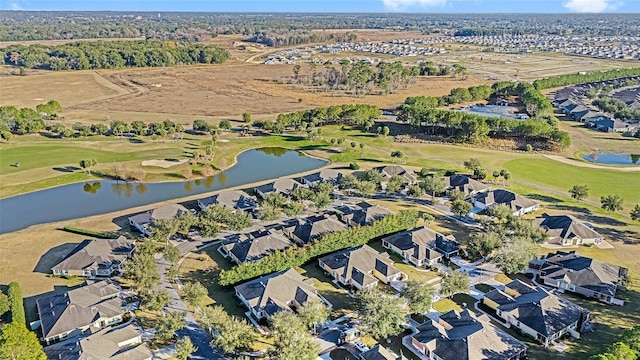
[141,159,188,168]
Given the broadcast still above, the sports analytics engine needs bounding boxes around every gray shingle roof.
[487,280,588,337]
[539,251,625,296]
[228,230,293,263]
[318,245,402,285]
[534,214,603,243]
[52,236,135,274]
[412,309,527,360]
[37,281,122,340]
[255,178,306,197]
[128,204,189,229]
[475,189,538,213]
[445,175,489,196]
[234,268,322,317]
[301,169,343,184]
[286,214,346,243]
[341,201,394,226]
[383,227,459,262]
[43,323,151,360]
[360,345,400,360]
[198,190,258,211]
[375,165,417,183]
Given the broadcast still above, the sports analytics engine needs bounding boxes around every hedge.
[7,282,25,325]
[218,210,418,286]
[62,226,119,239]
[533,67,640,90]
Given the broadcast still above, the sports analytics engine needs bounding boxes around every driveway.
[156,254,225,360]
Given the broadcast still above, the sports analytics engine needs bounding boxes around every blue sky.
[2,0,638,13]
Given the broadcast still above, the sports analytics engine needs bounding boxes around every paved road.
[156,254,226,360]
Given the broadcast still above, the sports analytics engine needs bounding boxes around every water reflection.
[135,183,148,195]
[82,182,102,194]
[112,182,134,197]
[184,181,194,193]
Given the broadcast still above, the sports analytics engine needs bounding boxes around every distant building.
[374,165,417,184]
[43,323,152,360]
[473,189,540,216]
[444,175,490,199]
[128,204,190,236]
[300,169,343,187]
[197,190,259,212]
[337,201,394,227]
[51,236,135,278]
[283,214,346,244]
[254,178,307,199]
[382,226,460,267]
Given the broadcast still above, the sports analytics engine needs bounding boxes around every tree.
[385,175,404,194]
[181,281,208,308]
[487,204,513,222]
[164,245,181,264]
[359,143,364,155]
[421,212,435,227]
[569,185,589,202]
[401,280,434,314]
[602,342,637,360]
[175,336,197,360]
[198,305,228,332]
[492,170,500,179]
[467,231,502,259]
[631,204,640,221]
[391,150,404,162]
[440,270,470,298]
[473,167,487,180]
[298,301,330,334]
[422,176,446,200]
[155,311,186,341]
[142,290,171,312]
[358,289,406,339]
[496,238,538,274]
[242,112,251,123]
[7,282,24,325]
[269,311,320,360]
[0,322,46,360]
[463,158,481,171]
[293,64,301,79]
[450,200,472,219]
[219,119,232,130]
[382,126,390,137]
[0,292,9,318]
[211,316,256,355]
[600,195,624,214]
[408,183,424,198]
[123,251,159,297]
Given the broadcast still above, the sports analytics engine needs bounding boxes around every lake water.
[0,148,327,234]
[582,152,640,165]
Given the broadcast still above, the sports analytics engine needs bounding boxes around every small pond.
[581,152,640,165]
[0,148,327,234]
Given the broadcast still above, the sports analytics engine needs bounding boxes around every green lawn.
[505,158,640,213]
[432,298,462,313]
[296,263,357,318]
[368,239,440,284]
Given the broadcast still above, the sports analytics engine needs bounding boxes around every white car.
[354,340,369,352]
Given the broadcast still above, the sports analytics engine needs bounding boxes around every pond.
[0,148,327,234]
[581,152,640,165]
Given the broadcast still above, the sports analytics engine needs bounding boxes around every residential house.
[568,104,593,121]
[197,190,259,212]
[587,117,636,133]
[43,323,152,360]
[360,345,401,360]
[445,174,490,199]
[128,204,190,236]
[532,251,628,305]
[473,189,540,216]
[483,279,589,346]
[254,178,307,199]
[382,226,460,267]
[318,245,406,291]
[409,309,527,360]
[283,214,346,244]
[37,280,124,345]
[374,165,417,184]
[338,201,394,227]
[559,101,579,114]
[534,214,604,247]
[220,229,293,264]
[234,268,328,320]
[301,169,343,187]
[51,236,135,278]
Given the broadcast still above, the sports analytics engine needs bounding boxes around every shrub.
[349,162,360,170]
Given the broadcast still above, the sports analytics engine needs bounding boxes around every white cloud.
[382,0,449,11]
[10,2,23,10]
[563,0,622,12]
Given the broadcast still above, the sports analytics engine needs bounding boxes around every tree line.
[218,210,418,286]
[533,67,640,90]
[248,29,357,47]
[257,104,382,133]
[589,325,640,360]
[3,40,230,70]
[288,60,458,97]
